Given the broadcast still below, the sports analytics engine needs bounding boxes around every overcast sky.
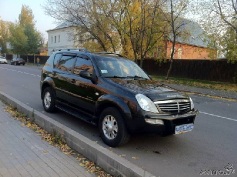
[0,0,56,41]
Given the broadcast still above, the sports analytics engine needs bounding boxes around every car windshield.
[95,56,150,80]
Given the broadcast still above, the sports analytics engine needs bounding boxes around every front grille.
[155,99,191,114]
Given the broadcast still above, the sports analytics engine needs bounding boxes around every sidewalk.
[0,101,94,177]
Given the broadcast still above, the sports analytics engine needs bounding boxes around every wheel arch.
[95,95,132,125]
[41,78,55,100]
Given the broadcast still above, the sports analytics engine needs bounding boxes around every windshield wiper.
[104,75,149,80]
[126,75,149,80]
[104,76,127,78]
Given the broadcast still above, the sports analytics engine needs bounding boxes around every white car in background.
[0,56,7,64]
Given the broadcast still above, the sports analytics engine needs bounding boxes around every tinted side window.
[53,53,62,67]
[73,57,93,75]
[56,55,76,72]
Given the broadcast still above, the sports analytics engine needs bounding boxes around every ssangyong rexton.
[40,49,198,147]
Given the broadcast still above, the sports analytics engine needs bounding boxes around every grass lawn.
[151,75,237,93]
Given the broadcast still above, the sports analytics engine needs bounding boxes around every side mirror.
[79,70,92,79]
[79,70,98,83]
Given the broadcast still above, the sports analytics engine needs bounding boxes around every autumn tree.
[192,0,237,62]
[9,24,28,54]
[9,5,42,55]
[215,0,237,62]
[44,0,166,67]
[120,0,166,66]
[160,0,190,79]
[0,19,10,54]
[84,0,120,52]
[222,19,237,63]
[44,0,115,52]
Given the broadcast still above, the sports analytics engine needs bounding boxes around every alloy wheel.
[102,115,118,140]
[44,92,51,109]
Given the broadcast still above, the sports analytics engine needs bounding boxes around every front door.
[69,56,98,115]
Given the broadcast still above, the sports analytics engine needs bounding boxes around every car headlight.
[190,97,194,110]
[135,94,159,113]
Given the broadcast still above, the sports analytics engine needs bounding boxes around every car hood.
[108,78,188,101]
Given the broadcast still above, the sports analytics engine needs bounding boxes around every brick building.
[165,19,217,60]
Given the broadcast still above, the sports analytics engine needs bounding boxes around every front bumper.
[127,109,198,135]
[144,109,198,121]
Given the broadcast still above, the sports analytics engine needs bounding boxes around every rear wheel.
[42,87,56,112]
[99,107,130,147]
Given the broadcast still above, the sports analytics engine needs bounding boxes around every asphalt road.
[0,64,236,177]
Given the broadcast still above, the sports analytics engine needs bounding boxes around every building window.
[51,37,53,44]
[54,36,56,43]
[58,35,60,43]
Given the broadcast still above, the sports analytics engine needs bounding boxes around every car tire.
[99,107,130,147]
[42,87,56,112]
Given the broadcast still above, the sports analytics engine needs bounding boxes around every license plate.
[175,123,194,134]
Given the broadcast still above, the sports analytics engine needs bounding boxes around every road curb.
[0,91,154,177]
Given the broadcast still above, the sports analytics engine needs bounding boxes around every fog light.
[145,119,164,125]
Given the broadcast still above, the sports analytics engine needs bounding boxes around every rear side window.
[56,55,76,72]
[53,53,62,67]
[73,57,93,75]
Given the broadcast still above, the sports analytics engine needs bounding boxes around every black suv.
[40,49,198,147]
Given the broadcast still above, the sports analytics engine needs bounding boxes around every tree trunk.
[166,59,173,80]
[140,57,143,68]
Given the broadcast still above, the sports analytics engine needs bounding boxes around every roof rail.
[57,48,89,52]
[95,52,123,57]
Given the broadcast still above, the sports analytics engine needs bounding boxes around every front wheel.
[42,87,56,112]
[99,107,130,147]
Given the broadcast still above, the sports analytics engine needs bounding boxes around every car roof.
[53,49,124,60]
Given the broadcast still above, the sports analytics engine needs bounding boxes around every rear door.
[53,52,77,103]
